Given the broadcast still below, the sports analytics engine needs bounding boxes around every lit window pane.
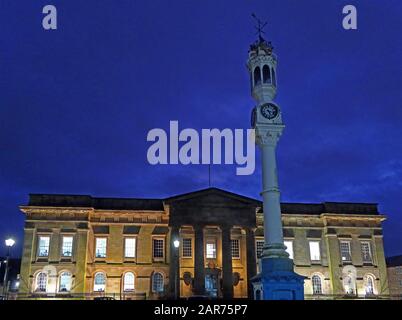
[256,240,264,258]
[182,239,192,258]
[361,242,372,263]
[284,241,293,259]
[38,236,50,257]
[340,241,351,262]
[125,238,136,258]
[62,236,73,257]
[59,272,72,292]
[312,275,322,294]
[153,239,164,259]
[95,238,107,258]
[206,241,216,259]
[309,241,320,261]
[36,272,48,292]
[124,272,135,291]
[94,272,106,292]
[152,272,164,293]
[231,239,240,259]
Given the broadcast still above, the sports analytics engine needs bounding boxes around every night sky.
[1,0,401,258]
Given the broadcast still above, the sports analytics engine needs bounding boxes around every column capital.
[255,125,284,147]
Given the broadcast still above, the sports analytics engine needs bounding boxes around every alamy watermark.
[146,121,256,176]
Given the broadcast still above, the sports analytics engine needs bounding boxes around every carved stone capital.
[255,128,283,147]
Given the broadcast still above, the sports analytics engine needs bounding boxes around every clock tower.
[248,33,305,300]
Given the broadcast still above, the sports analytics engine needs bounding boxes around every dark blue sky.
[1,0,401,257]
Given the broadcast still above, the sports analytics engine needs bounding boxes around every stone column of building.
[193,225,205,295]
[169,226,180,299]
[74,225,89,295]
[221,225,234,299]
[18,226,35,295]
[245,227,257,298]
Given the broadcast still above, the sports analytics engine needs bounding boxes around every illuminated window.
[124,238,136,258]
[152,272,164,293]
[123,272,135,291]
[59,272,72,292]
[256,240,264,258]
[343,275,355,295]
[312,275,323,295]
[231,239,240,259]
[153,238,164,259]
[365,275,375,295]
[206,240,216,259]
[340,241,352,262]
[361,242,372,263]
[38,236,50,257]
[309,241,321,261]
[262,65,271,84]
[182,238,192,258]
[94,272,106,292]
[35,272,48,292]
[61,236,73,257]
[284,241,294,259]
[95,238,107,258]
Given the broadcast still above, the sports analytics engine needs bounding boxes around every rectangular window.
[38,236,50,257]
[182,238,192,258]
[309,241,321,261]
[153,238,164,259]
[61,236,73,257]
[284,240,294,259]
[124,238,136,258]
[231,239,240,259]
[206,240,216,259]
[95,237,107,258]
[256,240,264,258]
[361,242,372,263]
[340,241,352,262]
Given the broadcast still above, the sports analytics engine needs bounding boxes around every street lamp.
[3,238,15,298]
[173,239,180,300]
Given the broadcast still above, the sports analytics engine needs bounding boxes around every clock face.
[260,103,279,120]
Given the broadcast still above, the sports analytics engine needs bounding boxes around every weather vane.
[251,13,267,40]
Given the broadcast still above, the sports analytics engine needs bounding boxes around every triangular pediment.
[164,187,260,208]
[165,188,259,227]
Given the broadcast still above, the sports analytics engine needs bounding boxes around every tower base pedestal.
[252,257,305,300]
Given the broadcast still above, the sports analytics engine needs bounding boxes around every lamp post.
[173,239,180,300]
[3,238,15,298]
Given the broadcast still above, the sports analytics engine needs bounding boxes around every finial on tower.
[250,13,274,55]
[251,13,267,42]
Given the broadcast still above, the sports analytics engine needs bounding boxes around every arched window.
[253,67,261,86]
[152,272,164,293]
[255,289,261,300]
[123,272,135,292]
[262,65,271,84]
[36,272,48,292]
[343,276,355,295]
[94,272,106,292]
[272,68,276,86]
[59,272,72,292]
[365,275,375,295]
[312,275,323,295]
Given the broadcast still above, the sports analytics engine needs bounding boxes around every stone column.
[169,226,180,298]
[221,225,234,299]
[193,225,205,295]
[245,227,257,299]
[74,226,89,295]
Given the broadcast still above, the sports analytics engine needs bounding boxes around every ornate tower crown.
[247,22,278,104]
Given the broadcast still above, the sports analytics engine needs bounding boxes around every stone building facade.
[18,188,389,299]
[386,255,402,299]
